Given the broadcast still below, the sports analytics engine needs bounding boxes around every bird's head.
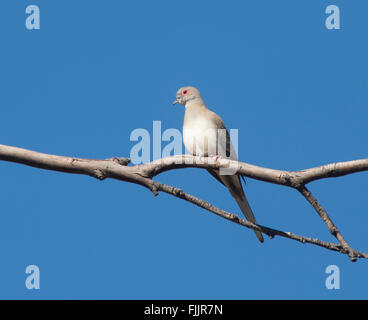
[173,86,202,106]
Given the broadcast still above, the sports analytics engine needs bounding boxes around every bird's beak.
[172,98,179,106]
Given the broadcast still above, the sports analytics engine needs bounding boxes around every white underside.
[183,117,218,156]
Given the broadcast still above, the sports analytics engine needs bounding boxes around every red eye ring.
[182,90,188,95]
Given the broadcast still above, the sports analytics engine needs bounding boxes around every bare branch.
[0,144,367,261]
[298,186,360,261]
[156,182,368,257]
[142,155,368,187]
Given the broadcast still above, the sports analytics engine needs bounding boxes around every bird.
[173,86,264,243]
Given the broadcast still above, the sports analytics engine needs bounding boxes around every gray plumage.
[173,86,264,243]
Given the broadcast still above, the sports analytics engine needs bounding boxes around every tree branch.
[141,155,368,187]
[298,186,360,261]
[156,181,368,258]
[0,144,367,261]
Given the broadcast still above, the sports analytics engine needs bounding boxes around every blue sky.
[0,0,367,299]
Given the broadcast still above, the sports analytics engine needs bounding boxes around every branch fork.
[0,144,367,261]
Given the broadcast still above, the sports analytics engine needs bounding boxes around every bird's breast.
[183,117,217,156]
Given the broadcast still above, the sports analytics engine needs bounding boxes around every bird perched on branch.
[173,86,264,243]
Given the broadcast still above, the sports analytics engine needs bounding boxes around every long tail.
[233,192,264,243]
[209,169,264,243]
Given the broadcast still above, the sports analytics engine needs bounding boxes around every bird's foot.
[215,155,222,161]
[213,155,223,164]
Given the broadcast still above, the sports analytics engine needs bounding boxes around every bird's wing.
[207,111,238,161]
[207,110,263,242]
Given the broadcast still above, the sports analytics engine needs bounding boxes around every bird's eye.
[182,90,188,95]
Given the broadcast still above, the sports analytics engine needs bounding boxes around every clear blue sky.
[0,0,367,299]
